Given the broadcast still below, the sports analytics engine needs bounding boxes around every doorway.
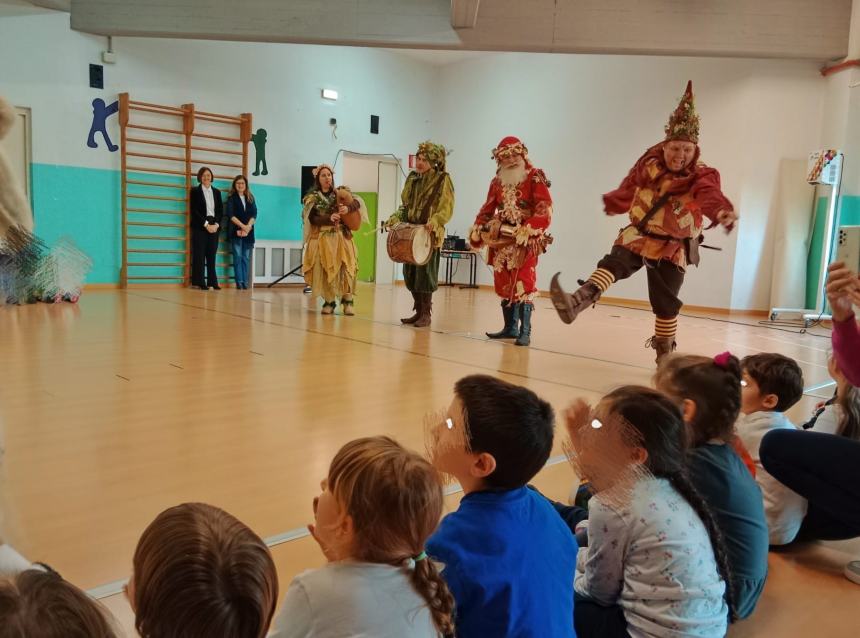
[0,105,32,204]
[341,154,401,284]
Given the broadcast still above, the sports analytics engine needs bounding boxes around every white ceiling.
[385,49,489,67]
[0,0,55,17]
[8,0,855,62]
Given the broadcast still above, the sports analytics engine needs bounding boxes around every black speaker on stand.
[300,165,316,202]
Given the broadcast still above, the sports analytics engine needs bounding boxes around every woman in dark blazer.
[225,174,258,289]
[189,166,223,290]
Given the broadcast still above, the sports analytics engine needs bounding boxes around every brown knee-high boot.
[414,292,433,327]
[401,291,421,324]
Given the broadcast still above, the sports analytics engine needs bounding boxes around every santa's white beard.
[498,163,528,188]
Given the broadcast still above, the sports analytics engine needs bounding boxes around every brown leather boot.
[401,292,421,324]
[414,293,432,327]
[549,273,602,325]
[646,335,677,366]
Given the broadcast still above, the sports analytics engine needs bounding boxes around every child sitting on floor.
[736,353,807,545]
[426,374,577,638]
[270,436,454,638]
[569,386,731,638]
[654,352,769,619]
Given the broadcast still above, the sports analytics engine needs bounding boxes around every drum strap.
[415,175,447,225]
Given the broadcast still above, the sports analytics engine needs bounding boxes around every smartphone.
[834,225,860,315]
[835,225,860,271]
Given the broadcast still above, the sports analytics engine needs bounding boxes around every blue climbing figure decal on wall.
[87,98,119,152]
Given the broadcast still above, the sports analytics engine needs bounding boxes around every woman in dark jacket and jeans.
[225,174,257,289]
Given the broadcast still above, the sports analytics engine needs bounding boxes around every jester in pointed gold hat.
[549,81,738,364]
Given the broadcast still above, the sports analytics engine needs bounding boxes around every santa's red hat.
[492,136,528,161]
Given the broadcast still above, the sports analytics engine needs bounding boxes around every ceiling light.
[321,89,338,101]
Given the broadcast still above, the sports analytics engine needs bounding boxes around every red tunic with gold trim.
[470,167,553,302]
[604,144,733,269]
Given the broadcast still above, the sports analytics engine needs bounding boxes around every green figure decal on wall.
[251,128,268,176]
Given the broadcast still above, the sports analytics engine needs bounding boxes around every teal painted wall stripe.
[30,164,303,284]
[32,164,121,284]
[252,183,304,242]
[839,195,860,225]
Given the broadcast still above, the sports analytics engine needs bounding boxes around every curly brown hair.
[229,174,254,203]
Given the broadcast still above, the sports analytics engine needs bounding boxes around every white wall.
[0,13,830,309]
[434,53,823,311]
[342,154,399,193]
[820,73,850,152]
[0,12,437,186]
[817,0,860,199]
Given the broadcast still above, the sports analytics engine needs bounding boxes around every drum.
[387,223,433,265]
[480,222,516,249]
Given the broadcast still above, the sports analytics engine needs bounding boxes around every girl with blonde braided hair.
[269,436,454,637]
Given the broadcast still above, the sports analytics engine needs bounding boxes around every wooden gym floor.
[0,283,857,636]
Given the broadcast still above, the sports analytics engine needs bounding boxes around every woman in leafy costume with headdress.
[302,164,366,315]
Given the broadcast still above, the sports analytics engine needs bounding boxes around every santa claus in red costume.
[469,136,553,347]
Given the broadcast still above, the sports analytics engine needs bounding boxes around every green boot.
[515,303,533,347]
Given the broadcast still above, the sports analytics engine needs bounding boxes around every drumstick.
[358,225,386,237]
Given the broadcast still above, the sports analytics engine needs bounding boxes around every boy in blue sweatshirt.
[427,374,577,638]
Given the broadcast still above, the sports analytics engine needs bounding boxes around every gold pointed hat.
[664,81,699,144]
